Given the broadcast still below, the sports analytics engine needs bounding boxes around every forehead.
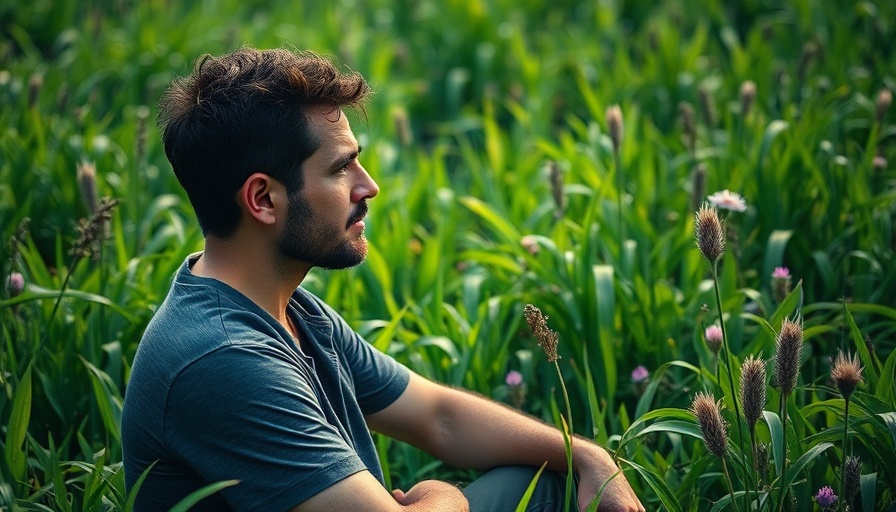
[306,106,357,148]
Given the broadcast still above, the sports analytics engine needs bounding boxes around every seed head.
[876,89,892,125]
[71,197,119,261]
[773,317,804,396]
[548,161,565,219]
[830,351,863,400]
[679,102,696,155]
[695,205,726,262]
[843,455,861,500]
[740,355,767,429]
[523,304,559,363]
[28,73,43,108]
[690,163,706,211]
[606,104,623,154]
[740,80,757,117]
[704,325,723,355]
[690,392,728,458]
[77,160,99,215]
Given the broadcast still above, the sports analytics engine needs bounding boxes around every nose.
[352,164,379,202]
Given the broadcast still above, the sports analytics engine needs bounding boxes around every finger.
[391,489,406,503]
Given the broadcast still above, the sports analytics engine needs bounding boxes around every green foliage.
[2,0,895,509]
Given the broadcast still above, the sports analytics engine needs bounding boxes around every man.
[121,47,644,512]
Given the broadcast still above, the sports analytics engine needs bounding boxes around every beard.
[276,191,369,270]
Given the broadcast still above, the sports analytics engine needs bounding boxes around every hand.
[575,442,645,512]
[391,480,469,511]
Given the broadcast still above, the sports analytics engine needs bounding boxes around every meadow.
[1,0,895,510]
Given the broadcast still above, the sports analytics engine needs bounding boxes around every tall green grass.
[2,0,894,509]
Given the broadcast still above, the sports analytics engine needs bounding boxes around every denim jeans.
[463,465,572,512]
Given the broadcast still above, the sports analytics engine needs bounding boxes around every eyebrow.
[330,145,362,171]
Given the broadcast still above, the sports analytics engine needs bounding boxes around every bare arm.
[289,470,468,512]
[366,371,644,512]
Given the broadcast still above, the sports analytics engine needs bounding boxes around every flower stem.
[839,398,850,512]
[776,393,789,512]
[555,361,574,512]
[712,262,749,511]
[722,458,743,512]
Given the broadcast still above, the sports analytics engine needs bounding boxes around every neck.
[191,234,311,326]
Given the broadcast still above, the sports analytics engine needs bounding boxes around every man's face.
[276,107,379,269]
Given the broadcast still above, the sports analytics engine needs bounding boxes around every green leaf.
[636,420,703,440]
[860,472,877,512]
[782,442,833,489]
[617,408,697,453]
[0,285,138,321]
[4,364,32,485]
[513,463,546,512]
[617,457,683,512]
[167,480,240,512]
[762,411,784,477]
[845,307,879,390]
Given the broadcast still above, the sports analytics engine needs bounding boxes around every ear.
[238,173,283,226]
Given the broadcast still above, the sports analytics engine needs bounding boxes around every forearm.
[431,386,597,473]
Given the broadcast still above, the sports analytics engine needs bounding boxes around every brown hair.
[157,47,371,238]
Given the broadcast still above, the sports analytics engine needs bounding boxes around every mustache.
[347,201,368,228]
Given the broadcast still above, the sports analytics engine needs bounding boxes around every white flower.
[706,189,747,212]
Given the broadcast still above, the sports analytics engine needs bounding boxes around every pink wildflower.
[706,189,747,212]
[814,486,837,509]
[631,365,649,383]
[505,370,523,387]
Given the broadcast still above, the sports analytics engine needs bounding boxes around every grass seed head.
[740,80,757,117]
[740,354,767,429]
[843,455,861,500]
[77,160,99,215]
[695,205,725,262]
[830,351,863,400]
[523,304,559,363]
[774,317,803,396]
[606,104,623,154]
[548,161,565,219]
[678,101,696,154]
[690,163,706,211]
[690,392,728,458]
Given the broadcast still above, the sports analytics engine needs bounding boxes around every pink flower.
[706,189,747,212]
[631,365,649,383]
[705,325,723,343]
[505,370,523,387]
[6,272,24,297]
[704,325,723,354]
[814,486,837,509]
[772,267,790,279]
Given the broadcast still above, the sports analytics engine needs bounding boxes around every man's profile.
[121,47,644,512]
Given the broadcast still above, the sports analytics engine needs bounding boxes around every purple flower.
[814,486,837,508]
[6,272,24,297]
[505,370,523,387]
[706,189,747,212]
[772,267,790,279]
[631,365,649,383]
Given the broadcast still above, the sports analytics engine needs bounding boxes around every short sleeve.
[316,300,410,414]
[165,343,367,512]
